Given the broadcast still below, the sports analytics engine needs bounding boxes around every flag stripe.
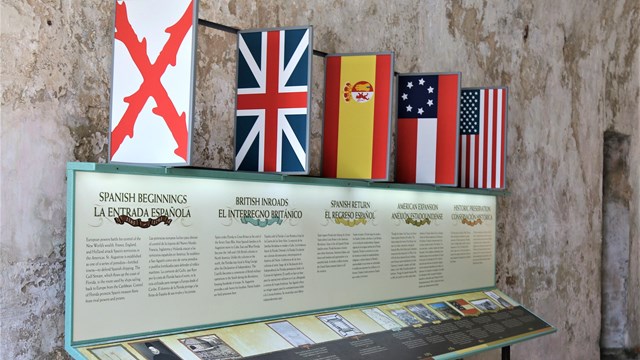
[262,31,280,171]
[416,118,437,183]
[322,56,341,178]
[499,89,507,188]
[491,89,501,187]
[336,55,376,178]
[435,74,459,185]
[477,90,485,188]
[481,90,488,187]
[460,135,467,187]
[490,89,497,187]
[485,90,493,187]
[371,54,391,179]
[396,119,418,183]
[469,134,475,188]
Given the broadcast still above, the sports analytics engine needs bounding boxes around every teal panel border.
[70,161,509,195]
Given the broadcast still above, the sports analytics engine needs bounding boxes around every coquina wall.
[1,1,638,359]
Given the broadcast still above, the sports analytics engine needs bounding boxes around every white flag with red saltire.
[458,88,507,189]
[109,0,197,165]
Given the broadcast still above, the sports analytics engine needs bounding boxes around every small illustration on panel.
[390,309,422,326]
[447,299,481,316]
[129,339,181,360]
[267,320,315,347]
[179,334,242,359]
[484,290,514,308]
[470,298,500,312]
[362,307,402,330]
[428,302,462,320]
[405,303,441,322]
[89,344,138,360]
[317,313,364,337]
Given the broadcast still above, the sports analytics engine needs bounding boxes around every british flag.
[235,26,312,174]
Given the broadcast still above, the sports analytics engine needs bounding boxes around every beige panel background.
[1,0,638,359]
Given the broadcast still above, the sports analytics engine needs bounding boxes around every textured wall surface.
[601,132,632,350]
[1,1,638,359]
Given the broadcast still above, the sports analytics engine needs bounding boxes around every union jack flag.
[235,26,312,174]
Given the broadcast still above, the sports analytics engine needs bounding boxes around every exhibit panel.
[64,162,554,359]
[74,289,554,360]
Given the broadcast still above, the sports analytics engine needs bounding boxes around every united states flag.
[235,26,312,174]
[458,88,507,189]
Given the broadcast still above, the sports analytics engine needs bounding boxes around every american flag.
[459,88,507,189]
[235,26,312,174]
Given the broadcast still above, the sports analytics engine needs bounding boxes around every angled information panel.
[65,162,553,360]
[66,163,496,344]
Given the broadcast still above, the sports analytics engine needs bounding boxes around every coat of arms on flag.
[395,72,461,186]
[234,26,313,174]
[458,87,508,189]
[109,0,198,165]
[323,52,394,181]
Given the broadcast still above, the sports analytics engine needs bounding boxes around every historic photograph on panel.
[470,298,500,312]
[130,339,181,360]
[362,308,402,330]
[179,334,242,360]
[428,302,462,320]
[390,309,421,326]
[447,299,481,316]
[317,313,364,337]
[484,290,514,308]
[406,303,441,322]
[89,344,138,360]
[267,320,315,347]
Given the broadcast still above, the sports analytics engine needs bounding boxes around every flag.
[109,0,197,165]
[396,73,460,185]
[323,53,393,180]
[235,26,312,174]
[458,87,507,189]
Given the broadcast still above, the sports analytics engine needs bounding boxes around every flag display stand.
[64,162,554,360]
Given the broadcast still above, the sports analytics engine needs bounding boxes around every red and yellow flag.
[323,53,393,180]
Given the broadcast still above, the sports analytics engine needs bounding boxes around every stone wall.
[1,1,638,359]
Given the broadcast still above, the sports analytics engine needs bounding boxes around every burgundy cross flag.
[458,87,508,189]
[109,0,198,165]
[395,73,460,185]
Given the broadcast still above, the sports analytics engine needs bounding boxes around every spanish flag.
[322,53,394,180]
